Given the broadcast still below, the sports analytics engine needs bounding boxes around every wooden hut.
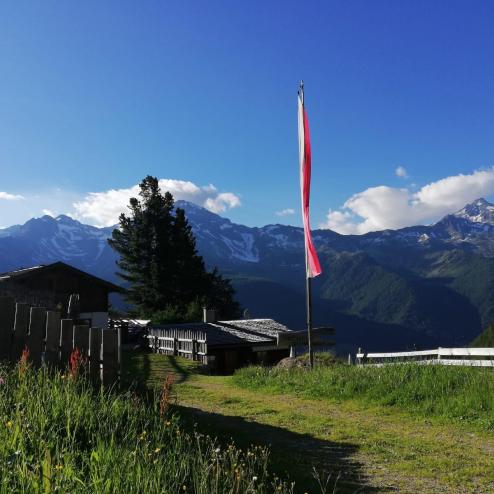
[0,262,123,328]
[149,309,296,374]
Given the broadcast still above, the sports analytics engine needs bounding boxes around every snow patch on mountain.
[453,198,494,225]
[220,233,259,263]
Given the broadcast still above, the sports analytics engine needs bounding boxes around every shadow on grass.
[176,404,392,494]
[167,355,197,383]
[121,349,202,392]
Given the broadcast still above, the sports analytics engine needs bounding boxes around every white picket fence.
[355,347,494,367]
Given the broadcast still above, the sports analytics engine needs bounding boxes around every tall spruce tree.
[108,176,241,321]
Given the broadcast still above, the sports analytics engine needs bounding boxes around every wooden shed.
[149,310,296,374]
[0,262,123,328]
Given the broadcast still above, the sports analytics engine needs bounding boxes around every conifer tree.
[108,176,241,321]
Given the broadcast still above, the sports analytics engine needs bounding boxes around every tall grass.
[234,363,494,429]
[0,361,294,493]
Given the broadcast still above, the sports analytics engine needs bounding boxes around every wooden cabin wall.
[209,347,289,375]
[4,272,109,312]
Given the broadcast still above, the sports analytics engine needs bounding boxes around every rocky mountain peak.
[453,198,494,224]
[55,214,80,225]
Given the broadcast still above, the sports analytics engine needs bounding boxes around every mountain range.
[2,198,494,353]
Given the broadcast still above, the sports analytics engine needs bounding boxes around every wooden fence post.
[89,327,102,382]
[45,311,61,367]
[0,296,15,361]
[102,329,119,387]
[27,307,46,367]
[192,339,197,361]
[73,325,90,364]
[11,303,30,362]
[60,319,74,367]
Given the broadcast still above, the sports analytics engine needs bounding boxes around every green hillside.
[314,250,484,345]
[470,325,494,347]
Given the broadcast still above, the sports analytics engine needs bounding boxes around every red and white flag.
[298,85,322,278]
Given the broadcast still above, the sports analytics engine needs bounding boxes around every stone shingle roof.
[0,265,45,281]
[152,318,293,348]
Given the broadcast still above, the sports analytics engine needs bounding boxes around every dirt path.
[176,375,494,494]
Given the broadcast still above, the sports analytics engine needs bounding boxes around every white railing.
[146,327,208,364]
[355,347,494,367]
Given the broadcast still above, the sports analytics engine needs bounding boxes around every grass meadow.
[4,350,494,493]
[233,362,494,429]
[0,356,294,494]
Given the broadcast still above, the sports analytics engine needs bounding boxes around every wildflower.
[182,485,187,491]
[5,421,12,428]
[154,448,161,453]
[165,421,171,426]
[0,377,5,385]
[54,464,63,471]
[61,374,66,380]
[69,348,85,379]
[153,459,158,464]
[252,476,258,482]
[18,347,30,377]
[215,447,221,453]
[160,373,174,418]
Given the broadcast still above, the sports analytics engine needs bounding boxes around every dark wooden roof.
[152,318,293,348]
[0,262,123,293]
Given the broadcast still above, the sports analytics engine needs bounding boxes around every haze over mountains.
[2,198,494,353]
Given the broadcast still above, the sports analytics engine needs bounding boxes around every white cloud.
[275,208,295,217]
[321,167,494,234]
[395,166,408,178]
[204,192,241,213]
[72,179,241,227]
[0,192,24,201]
[42,209,55,217]
[0,187,81,228]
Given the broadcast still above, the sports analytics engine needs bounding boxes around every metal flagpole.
[299,81,314,370]
[306,260,314,369]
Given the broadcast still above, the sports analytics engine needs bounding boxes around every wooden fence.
[147,327,208,365]
[356,347,494,367]
[0,296,120,385]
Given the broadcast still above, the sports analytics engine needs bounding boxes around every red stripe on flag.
[301,106,322,278]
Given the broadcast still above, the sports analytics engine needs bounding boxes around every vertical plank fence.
[0,296,119,386]
[147,327,208,364]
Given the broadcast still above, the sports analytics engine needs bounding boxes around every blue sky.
[2,1,494,231]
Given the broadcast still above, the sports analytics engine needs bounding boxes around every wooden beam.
[0,296,15,361]
[277,327,335,347]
